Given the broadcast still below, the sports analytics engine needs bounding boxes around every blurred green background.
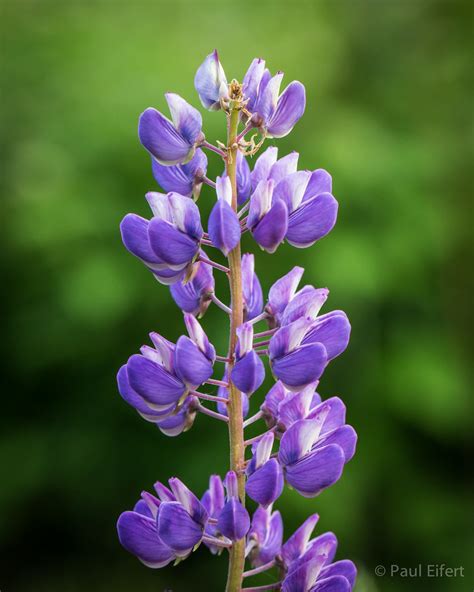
[1,1,472,591]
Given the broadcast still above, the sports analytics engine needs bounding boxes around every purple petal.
[237,151,252,204]
[252,198,288,253]
[169,260,214,315]
[267,81,306,138]
[282,559,326,592]
[303,312,351,361]
[268,266,305,321]
[311,397,346,436]
[320,560,357,587]
[306,532,338,566]
[117,511,175,568]
[279,418,325,466]
[269,151,299,184]
[255,72,283,122]
[120,214,161,264]
[217,498,250,541]
[138,107,192,166]
[208,199,241,255]
[174,335,213,388]
[152,149,207,197]
[284,444,346,497]
[157,501,204,555]
[246,458,284,507]
[313,575,352,592]
[303,169,332,202]
[318,425,357,463]
[165,93,202,146]
[281,513,319,568]
[277,386,316,429]
[242,57,266,112]
[250,146,278,191]
[126,354,185,408]
[269,316,311,359]
[201,474,225,518]
[167,192,203,239]
[184,313,216,361]
[148,218,199,266]
[231,350,265,395]
[272,343,328,391]
[117,365,174,420]
[273,170,312,213]
[194,50,228,110]
[286,193,338,248]
[168,477,208,525]
[242,253,264,321]
[281,288,329,326]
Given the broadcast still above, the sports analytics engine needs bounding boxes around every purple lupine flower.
[120,191,203,285]
[117,494,176,568]
[242,60,306,138]
[216,471,250,541]
[139,94,204,165]
[241,253,264,321]
[269,309,351,390]
[265,266,330,328]
[231,323,265,395]
[216,371,250,418]
[169,258,214,316]
[208,176,241,255]
[201,474,226,554]
[246,432,283,507]
[175,313,216,389]
[157,477,208,556]
[249,148,338,248]
[151,148,208,199]
[246,504,283,567]
[117,333,186,418]
[194,50,229,111]
[278,402,357,497]
[280,515,356,591]
[247,179,288,253]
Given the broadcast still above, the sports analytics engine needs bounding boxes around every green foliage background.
[1,1,472,591]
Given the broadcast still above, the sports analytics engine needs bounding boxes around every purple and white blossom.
[139,93,204,165]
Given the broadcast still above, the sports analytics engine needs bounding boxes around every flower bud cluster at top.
[116,49,357,592]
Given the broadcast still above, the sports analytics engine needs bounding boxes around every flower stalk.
[225,96,247,592]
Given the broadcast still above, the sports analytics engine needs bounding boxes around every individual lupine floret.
[269,310,351,390]
[242,59,306,138]
[246,505,283,568]
[265,266,330,328]
[120,191,203,285]
[245,432,283,507]
[117,317,215,423]
[279,515,357,591]
[216,471,250,541]
[242,253,264,321]
[139,93,204,165]
[156,477,209,557]
[208,176,241,255]
[260,381,289,427]
[201,474,226,554]
[277,404,357,497]
[117,493,176,568]
[151,148,207,199]
[231,323,265,395]
[194,50,229,111]
[247,179,288,253]
[249,147,338,248]
[169,258,214,316]
[174,314,216,389]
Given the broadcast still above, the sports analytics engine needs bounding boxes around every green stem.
[225,102,246,592]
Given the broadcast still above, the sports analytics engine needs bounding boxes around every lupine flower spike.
[116,50,358,592]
